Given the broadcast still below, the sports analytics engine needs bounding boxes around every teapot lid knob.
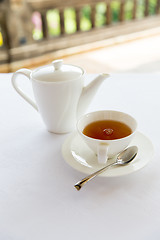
[52,59,63,70]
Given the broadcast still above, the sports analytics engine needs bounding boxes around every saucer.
[62,131,154,177]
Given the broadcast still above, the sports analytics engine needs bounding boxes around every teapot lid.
[32,59,84,82]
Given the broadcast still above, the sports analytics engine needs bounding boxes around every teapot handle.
[11,69,38,111]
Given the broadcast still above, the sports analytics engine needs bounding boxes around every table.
[0,72,160,240]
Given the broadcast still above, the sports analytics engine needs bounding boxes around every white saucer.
[62,131,154,177]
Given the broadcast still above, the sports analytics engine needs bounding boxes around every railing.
[0,0,160,72]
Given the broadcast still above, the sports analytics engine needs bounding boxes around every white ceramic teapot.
[12,60,109,133]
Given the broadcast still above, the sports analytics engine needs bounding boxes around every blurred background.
[0,0,160,73]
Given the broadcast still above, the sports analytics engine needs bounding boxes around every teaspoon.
[74,146,138,191]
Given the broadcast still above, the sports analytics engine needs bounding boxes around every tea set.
[11,59,153,186]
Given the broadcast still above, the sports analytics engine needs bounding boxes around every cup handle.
[11,69,38,111]
[97,143,109,164]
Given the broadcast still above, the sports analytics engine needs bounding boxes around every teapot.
[12,60,109,133]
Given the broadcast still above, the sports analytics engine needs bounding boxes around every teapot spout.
[77,73,110,118]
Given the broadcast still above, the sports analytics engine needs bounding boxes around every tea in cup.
[77,110,137,164]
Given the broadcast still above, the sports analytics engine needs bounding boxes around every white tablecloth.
[0,73,160,240]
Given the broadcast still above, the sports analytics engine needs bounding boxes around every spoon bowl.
[116,146,138,165]
[74,146,138,190]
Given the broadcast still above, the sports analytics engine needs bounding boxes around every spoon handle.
[74,162,117,190]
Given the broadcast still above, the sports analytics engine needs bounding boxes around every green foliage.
[136,0,145,18]
[149,0,157,14]
[125,0,134,20]
[64,8,77,34]
[32,29,43,40]
[47,9,61,36]
[95,3,107,26]
[111,1,121,22]
[80,5,92,31]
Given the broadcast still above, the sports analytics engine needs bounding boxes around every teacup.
[77,110,137,164]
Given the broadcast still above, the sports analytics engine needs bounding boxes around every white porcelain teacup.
[77,110,137,164]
